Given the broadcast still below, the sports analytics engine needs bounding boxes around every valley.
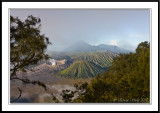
[9,9,150,105]
[10,41,130,103]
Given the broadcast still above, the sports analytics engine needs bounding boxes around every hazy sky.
[10,9,150,52]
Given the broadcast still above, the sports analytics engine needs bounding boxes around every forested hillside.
[61,41,150,103]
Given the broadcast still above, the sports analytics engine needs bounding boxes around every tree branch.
[10,87,22,103]
[10,77,48,91]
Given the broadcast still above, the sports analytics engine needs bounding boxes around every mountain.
[97,44,131,53]
[56,51,118,79]
[62,40,131,53]
[47,41,129,79]
[57,61,105,79]
[74,51,118,68]
[62,40,92,52]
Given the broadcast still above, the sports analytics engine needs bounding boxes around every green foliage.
[61,41,150,103]
[60,82,89,103]
[10,15,51,102]
[136,41,150,55]
[10,15,51,78]
[61,89,75,103]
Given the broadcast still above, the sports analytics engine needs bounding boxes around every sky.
[10,9,150,52]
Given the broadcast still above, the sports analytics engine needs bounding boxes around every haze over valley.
[10,9,150,103]
[10,40,124,102]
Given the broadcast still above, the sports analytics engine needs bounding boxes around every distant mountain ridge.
[62,40,131,53]
[47,41,131,79]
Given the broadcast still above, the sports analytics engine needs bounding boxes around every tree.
[136,41,150,55]
[61,41,150,103]
[10,15,51,102]
[60,82,89,103]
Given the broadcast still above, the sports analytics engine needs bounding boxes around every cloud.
[109,40,118,46]
[117,40,137,52]
[129,34,146,39]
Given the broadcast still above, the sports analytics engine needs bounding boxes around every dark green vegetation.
[60,41,150,103]
[10,15,51,102]
[10,15,51,78]
[57,51,118,78]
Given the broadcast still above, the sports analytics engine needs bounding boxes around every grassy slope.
[74,51,118,68]
[57,61,105,79]
[50,51,118,79]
